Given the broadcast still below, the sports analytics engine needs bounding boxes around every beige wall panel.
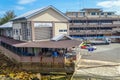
[28,8,68,22]
[54,23,68,36]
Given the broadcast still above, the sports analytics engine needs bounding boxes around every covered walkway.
[0,36,81,70]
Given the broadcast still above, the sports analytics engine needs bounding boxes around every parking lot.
[81,43,120,63]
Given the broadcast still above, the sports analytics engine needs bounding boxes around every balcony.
[69,15,120,20]
[69,23,120,28]
[69,30,112,35]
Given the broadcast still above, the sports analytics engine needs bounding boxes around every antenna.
[80,0,85,10]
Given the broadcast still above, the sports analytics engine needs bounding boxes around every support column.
[52,22,55,37]
[31,21,35,41]
[67,22,69,35]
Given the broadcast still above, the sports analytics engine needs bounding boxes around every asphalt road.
[81,43,120,63]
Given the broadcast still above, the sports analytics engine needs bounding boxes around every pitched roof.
[0,22,12,28]
[12,5,70,20]
[51,34,73,41]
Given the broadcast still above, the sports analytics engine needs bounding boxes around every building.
[0,6,81,73]
[0,21,13,37]
[0,6,120,72]
[66,8,120,42]
[0,34,81,73]
[11,5,70,41]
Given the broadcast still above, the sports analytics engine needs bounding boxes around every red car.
[81,44,97,50]
[81,45,87,49]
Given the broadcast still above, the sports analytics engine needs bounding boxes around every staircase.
[0,46,21,62]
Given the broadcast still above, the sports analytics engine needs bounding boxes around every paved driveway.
[81,43,120,63]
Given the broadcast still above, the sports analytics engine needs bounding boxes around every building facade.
[66,8,120,41]
[12,6,69,41]
[0,6,81,72]
[0,22,13,38]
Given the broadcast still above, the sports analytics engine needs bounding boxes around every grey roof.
[0,22,13,28]
[12,5,70,20]
[13,40,81,48]
[51,34,73,41]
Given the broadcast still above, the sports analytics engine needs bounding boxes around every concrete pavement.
[81,43,120,63]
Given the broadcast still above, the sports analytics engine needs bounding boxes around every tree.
[0,10,16,25]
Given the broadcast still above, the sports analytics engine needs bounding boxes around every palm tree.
[0,10,16,25]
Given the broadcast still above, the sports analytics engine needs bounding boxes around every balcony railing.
[70,23,120,27]
[69,30,112,35]
[68,15,120,20]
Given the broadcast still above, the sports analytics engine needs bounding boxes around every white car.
[90,46,97,50]
[86,44,97,50]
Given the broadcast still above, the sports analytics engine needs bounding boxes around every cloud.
[18,0,36,4]
[97,0,120,8]
[97,0,120,14]
[15,6,25,10]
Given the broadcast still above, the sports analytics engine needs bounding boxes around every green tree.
[0,10,16,25]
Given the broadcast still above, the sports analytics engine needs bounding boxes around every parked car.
[81,44,97,50]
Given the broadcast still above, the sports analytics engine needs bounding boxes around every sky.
[0,0,120,17]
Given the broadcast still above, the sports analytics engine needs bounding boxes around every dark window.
[16,29,18,35]
[70,28,73,30]
[97,13,99,15]
[101,13,104,15]
[72,13,77,17]
[59,29,67,32]
[100,20,112,23]
[13,29,15,34]
[26,29,30,36]
[19,29,22,35]
[80,12,85,16]
[59,30,63,32]
[91,12,96,15]
[64,30,67,32]
[88,20,98,23]
[107,12,112,15]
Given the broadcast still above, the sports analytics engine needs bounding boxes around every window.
[59,29,67,32]
[91,30,95,32]
[64,30,67,32]
[80,12,85,16]
[76,30,80,32]
[19,29,22,35]
[88,20,98,23]
[97,13,99,15]
[16,29,18,35]
[26,28,30,36]
[21,22,27,27]
[101,13,104,15]
[91,12,96,15]
[101,20,112,23]
[72,13,77,16]
[107,12,112,15]
[59,30,63,32]
[13,29,15,34]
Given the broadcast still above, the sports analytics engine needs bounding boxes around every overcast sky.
[0,0,120,17]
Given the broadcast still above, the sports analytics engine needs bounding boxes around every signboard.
[34,23,52,27]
